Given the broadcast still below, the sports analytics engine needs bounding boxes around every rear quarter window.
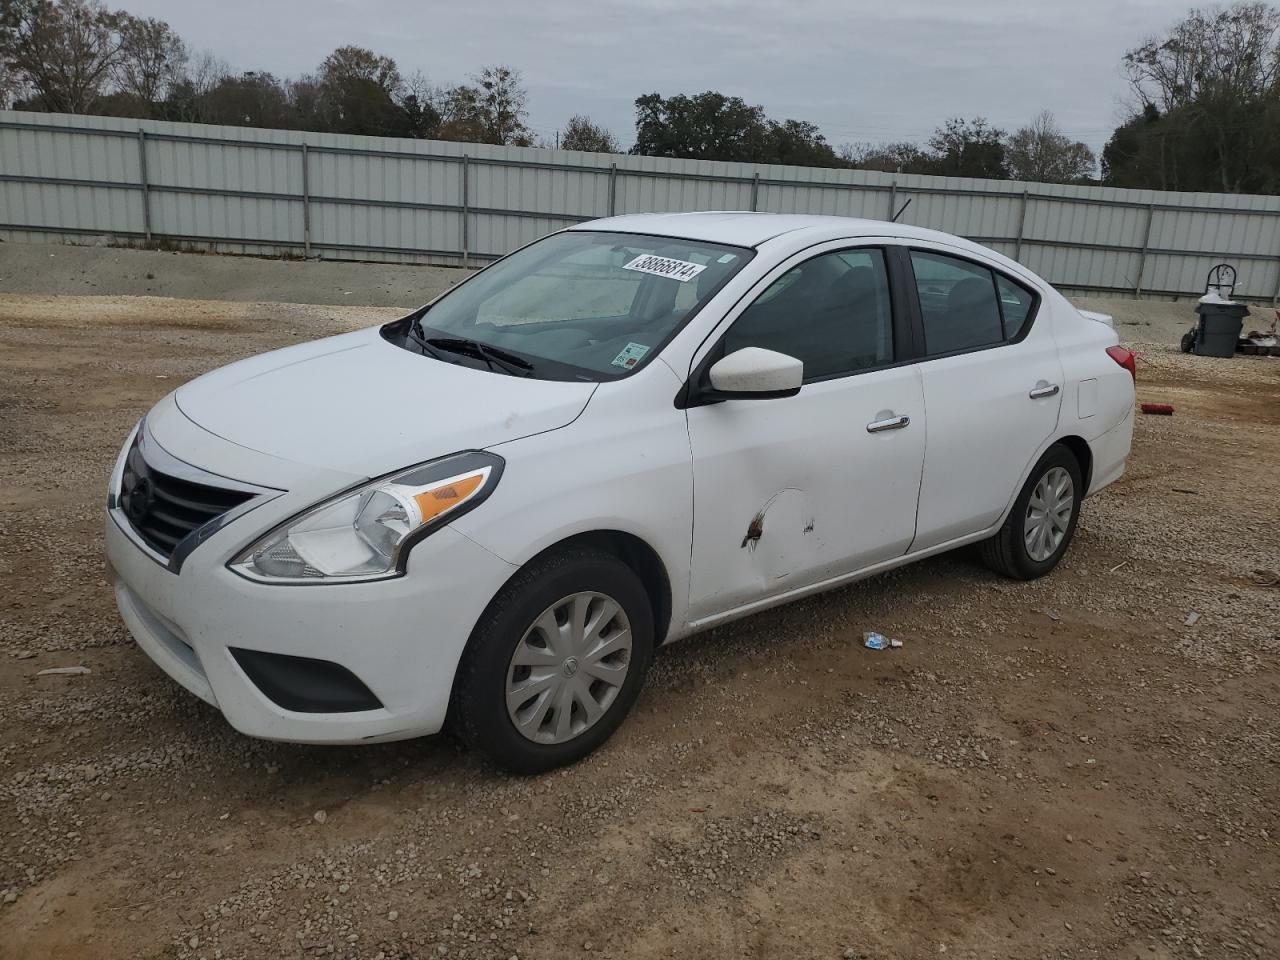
[996,274,1037,340]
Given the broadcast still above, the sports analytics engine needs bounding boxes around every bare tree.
[396,68,442,138]
[1122,2,1280,191]
[1124,2,1280,111]
[0,53,26,106]
[1006,111,1096,183]
[840,140,933,173]
[0,0,126,112]
[114,14,185,105]
[469,65,531,145]
[559,114,620,152]
[165,48,227,122]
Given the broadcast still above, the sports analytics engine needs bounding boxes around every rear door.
[904,247,1064,550]
[683,243,927,622]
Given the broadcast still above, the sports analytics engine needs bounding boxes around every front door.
[684,245,927,623]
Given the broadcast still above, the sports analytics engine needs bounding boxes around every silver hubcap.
[1024,466,1074,562]
[505,592,632,745]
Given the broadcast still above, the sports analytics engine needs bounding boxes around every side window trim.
[900,246,1043,361]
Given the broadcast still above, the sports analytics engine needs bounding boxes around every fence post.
[461,155,470,269]
[1135,203,1155,298]
[887,180,897,221]
[300,142,311,259]
[1273,218,1280,305]
[136,129,151,244]
[608,162,618,217]
[1015,189,1029,261]
[750,172,760,212]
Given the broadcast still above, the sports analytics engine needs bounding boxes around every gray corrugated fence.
[3,110,1280,302]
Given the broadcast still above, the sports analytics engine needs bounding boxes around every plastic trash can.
[1192,301,1249,357]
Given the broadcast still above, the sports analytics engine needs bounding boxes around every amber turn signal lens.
[412,473,485,523]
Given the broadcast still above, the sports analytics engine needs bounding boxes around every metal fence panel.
[4,109,1280,300]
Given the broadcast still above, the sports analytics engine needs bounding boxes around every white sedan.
[105,213,1135,772]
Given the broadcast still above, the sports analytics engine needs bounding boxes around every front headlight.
[230,451,503,583]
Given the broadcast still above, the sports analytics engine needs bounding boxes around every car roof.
[570,211,1036,284]
[572,211,960,250]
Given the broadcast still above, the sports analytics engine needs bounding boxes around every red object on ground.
[1141,403,1174,415]
[1106,345,1137,383]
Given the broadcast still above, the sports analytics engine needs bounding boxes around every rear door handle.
[1029,383,1060,399]
[866,414,911,433]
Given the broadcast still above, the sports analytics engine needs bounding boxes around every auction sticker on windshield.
[611,342,651,369]
[623,254,707,283]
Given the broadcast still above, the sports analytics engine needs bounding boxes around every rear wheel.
[980,444,1083,580]
[451,546,653,773]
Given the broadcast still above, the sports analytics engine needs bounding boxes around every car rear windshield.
[400,231,753,381]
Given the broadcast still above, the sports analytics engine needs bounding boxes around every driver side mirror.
[706,347,803,400]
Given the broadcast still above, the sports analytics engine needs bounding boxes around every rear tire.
[450,546,653,774]
[980,444,1083,580]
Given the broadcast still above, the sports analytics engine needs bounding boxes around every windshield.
[393,231,753,381]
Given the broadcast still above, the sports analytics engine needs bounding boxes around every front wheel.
[980,444,1083,580]
[450,546,654,774]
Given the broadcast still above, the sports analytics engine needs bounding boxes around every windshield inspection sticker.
[611,342,651,369]
[622,254,707,283]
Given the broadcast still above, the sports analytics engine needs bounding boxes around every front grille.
[119,441,253,559]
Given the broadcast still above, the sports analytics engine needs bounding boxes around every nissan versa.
[106,213,1135,772]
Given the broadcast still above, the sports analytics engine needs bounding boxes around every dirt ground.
[1,285,1278,960]
[0,241,468,308]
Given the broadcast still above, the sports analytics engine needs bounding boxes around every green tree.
[927,117,1007,179]
[398,69,441,139]
[200,70,292,128]
[559,114,620,153]
[764,118,843,168]
[632,91,769,161]
[315,45,410,136]
[1106,2,1280,192]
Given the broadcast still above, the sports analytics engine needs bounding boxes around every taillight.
[1106,345,1136,383]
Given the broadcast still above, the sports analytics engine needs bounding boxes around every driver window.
[723,248,894,381]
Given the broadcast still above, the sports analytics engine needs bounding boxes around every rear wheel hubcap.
[505,591,632,745]
[1024,466,1074,562]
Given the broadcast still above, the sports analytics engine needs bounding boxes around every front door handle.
[866,414,911,433]
[1029,382,1060,399]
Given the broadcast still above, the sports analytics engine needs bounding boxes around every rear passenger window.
[909,251,1003,355]
[723,248,894,381]
[997,275,1035,339]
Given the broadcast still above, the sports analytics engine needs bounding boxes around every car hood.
[175,327,597,477]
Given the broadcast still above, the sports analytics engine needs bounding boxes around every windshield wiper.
[424,337,535,377]
[405,316,444,360]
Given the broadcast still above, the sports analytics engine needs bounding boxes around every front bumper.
[105,423,517,744]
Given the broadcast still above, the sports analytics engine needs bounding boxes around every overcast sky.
[122,0,1185,153]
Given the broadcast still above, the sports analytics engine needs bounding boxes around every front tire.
[450,546,654,774]
[980,444,1083,580]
